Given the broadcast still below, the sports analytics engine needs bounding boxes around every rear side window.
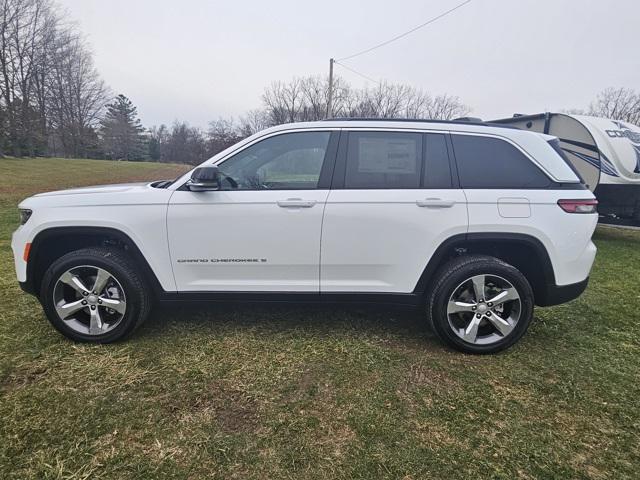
[424,133,453,188]
[452,134,551,189]
[345,132,422,189]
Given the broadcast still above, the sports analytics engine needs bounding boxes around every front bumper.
[11,226,29,284]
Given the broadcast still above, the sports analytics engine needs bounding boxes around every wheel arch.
[414,232,557,306]
[25,226,164,298]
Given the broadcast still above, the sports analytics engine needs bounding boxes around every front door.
[167,130,338,292]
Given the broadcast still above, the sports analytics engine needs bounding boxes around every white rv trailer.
[491,113,640,222]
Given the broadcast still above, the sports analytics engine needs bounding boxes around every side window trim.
[445,133,461,189]
[330,129,348,189]
[421,132,457,190]
[317,131,341,189]
[419,133,427,188]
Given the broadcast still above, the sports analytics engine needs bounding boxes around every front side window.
[452,134,551,189]
[345,132,422,189]
[217,131,331,190]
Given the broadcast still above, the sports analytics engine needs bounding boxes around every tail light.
[557,199,598,214]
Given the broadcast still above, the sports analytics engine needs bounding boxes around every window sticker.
[358,138,417,174]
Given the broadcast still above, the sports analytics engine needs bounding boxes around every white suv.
[11,119,598,353]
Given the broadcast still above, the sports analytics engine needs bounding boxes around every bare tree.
[0,0,108,157]
[358,82,411,118]
[260,75,470,124]
[206,117,241,154]
[0,0,57,156]
[262,79,303,125]
[424,93,470,120]
[46,28,109,157]
[588,87,640,125]
[299,75,349,120]
[298,76,326,121]
[238,108,271,137]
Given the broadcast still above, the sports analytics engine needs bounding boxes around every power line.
[333,60,381,85]
[337,0,473,62]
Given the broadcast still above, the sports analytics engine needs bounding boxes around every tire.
[427,255,534,354]
[40,247,151,343]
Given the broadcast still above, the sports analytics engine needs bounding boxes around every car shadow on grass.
[136,301,439,349]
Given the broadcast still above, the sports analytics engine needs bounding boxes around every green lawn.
[1,158,639,479]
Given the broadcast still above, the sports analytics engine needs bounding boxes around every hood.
[33,182,150,197]
[19,181,172,209]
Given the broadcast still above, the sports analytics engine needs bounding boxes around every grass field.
[1,158,639,479]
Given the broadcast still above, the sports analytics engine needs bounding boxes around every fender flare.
[25,226,165,297]
[412,232,556,297]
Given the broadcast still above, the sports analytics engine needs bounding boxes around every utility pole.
[326,58,334,119]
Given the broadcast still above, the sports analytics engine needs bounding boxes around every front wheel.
[40,247,151,343]
[427,255,534,354]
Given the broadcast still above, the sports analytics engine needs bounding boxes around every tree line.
[565,87,640,126]
[147,77,472,164]
[0,0,108,158]
[2,0,639,165]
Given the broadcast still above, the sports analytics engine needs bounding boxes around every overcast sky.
[58,0,639,128]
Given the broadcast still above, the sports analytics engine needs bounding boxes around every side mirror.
[187,166,220,192]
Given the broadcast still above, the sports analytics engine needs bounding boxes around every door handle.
[416,198,456,208]
[277,198,317,208]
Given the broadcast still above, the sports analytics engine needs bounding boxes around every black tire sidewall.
[40,249,146,343]
[429,258,534,354]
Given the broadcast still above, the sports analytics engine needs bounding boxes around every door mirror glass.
[188,166,220,191]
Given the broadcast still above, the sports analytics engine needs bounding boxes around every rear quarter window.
[451,134,551,189]
[547,138,585,183]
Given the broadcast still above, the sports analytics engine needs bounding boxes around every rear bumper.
[536,277,589,307]
[19,280,37,296]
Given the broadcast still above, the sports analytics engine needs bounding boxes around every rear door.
[320,130,468,293]
[168,130,338,292]
[450,133,553,231]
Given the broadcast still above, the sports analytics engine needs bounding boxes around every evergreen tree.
[100,94,147,160]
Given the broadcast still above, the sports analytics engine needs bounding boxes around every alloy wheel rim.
[446,274,521,346]
[53,265,127,335]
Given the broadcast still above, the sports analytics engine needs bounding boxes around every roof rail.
[453,116,484,123]
[322,117,519,129]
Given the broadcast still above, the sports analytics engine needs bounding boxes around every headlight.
[19,209,32,225]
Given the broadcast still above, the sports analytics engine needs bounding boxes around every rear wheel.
[427,255,534,354]
[40,247,150,343]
